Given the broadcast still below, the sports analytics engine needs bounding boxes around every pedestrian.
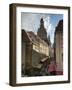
[48,60,56,75]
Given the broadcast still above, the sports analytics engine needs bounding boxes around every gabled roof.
[22,29,48,46]
[22,29,30,43]
[27,31,48,46]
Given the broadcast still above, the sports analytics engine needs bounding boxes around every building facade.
[22,29,49,76]
[54,20,63,74]
[22,30,33,76]
[27,31,49,68]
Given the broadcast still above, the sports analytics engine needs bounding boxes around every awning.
[40,56,49,63]
[33,64,42,69]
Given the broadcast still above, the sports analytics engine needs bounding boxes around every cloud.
[21,13,55,44]
[21,13,63,45]
[50,30,55,44]
[44,16,52,34]
[44,16,55,44]
[21,13,40,33]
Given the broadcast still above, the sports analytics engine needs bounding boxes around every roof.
[55,19,63,34]
[40,56,49,62]
[22,29,48,46]
[22,29,30,43]
[27,31,48,46]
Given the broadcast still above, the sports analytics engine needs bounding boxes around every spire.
[40,18,44,28]
[37,18,48,43]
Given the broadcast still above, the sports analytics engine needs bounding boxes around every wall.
[55,33,63,72]
[0,0,72,90]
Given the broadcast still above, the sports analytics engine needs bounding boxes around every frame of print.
[9,3,70,86]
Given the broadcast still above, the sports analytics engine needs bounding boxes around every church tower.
[37,18,48,43]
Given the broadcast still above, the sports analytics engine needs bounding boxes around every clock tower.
[37,18,48,43]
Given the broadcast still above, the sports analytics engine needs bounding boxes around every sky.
[21,13,63,44]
